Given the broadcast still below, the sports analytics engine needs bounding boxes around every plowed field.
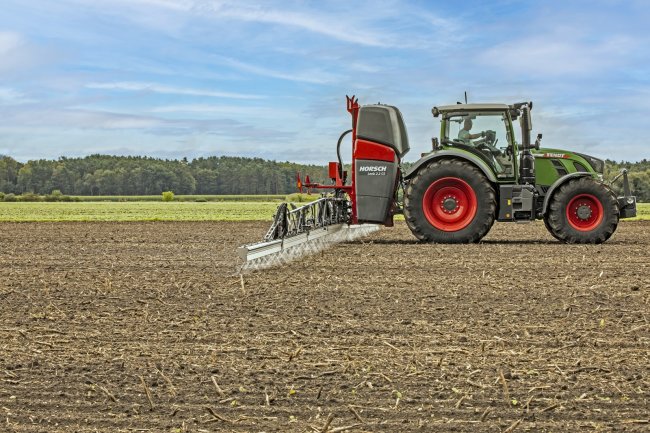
[1,221,648,432]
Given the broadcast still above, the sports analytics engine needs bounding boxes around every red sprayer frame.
[297,95,360,223]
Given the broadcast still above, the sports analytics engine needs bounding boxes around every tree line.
[0,154,649,200]
[0,155,328,196]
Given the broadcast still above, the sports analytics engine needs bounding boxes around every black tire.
[546,177,619,244]
[404,159,496,243]
[543,216,563,241]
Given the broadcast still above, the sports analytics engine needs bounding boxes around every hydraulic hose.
[336,129,353,182]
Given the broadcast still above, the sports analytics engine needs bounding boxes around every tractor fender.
[404,150,497,183]
[542,172,594,215]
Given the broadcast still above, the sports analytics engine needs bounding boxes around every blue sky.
[1,0,649,163]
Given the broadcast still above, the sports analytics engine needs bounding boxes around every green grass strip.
[0,202,280,222]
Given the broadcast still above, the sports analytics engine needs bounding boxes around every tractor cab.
[435,104,517,179]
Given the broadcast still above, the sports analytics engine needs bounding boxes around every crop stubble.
[0,221,648,432]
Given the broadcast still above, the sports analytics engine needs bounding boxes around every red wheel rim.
[422,177,478,231]
[566,193,603,231]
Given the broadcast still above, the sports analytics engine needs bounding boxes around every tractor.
[238,96,637,269]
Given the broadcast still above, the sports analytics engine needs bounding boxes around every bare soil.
[0,221,648,432]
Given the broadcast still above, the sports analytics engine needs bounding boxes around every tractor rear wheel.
[546,177,619,243]
[404,159,496,243]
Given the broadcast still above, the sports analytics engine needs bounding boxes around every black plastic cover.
[356,105,410,158]
[355,158,398,223]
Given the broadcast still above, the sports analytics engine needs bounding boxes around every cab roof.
[435,103,510,112]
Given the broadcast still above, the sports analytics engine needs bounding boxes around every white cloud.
[214,56,338,84]
[0,29,64,77]
[196,1,463,50]
[149,103,293,117]
[475,9,643,78]
[346,62,382,74]
[0,31,45,75]
[148,103,302,126]
[123,0,193,11]
[100,0,443,48]
[85,81,264,99]
[0,31,24,55]
[74,0,194,10]
[66,0,391,46]
[194,1,391,47]
[151,104,242,114]
[0,105,296,143]
[0,87,34,105]
[1,109,163,129]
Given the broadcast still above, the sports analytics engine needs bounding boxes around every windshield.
[445,112,511,146]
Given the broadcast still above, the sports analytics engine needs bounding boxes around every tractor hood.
[533,148,604,174]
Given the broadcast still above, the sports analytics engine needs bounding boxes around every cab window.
[445,112,514,177]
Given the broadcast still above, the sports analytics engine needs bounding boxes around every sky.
[1,0,649,163]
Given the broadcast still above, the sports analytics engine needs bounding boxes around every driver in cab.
[457,118,511,175]
[458,118,485,145]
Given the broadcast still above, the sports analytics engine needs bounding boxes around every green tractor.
[403,101,636,243]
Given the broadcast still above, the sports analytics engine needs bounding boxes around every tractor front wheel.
[543,216,563,241]
[546,177,619,243]
[404,159,496,243]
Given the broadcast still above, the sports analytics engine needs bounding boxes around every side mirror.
[534,133,542,150]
